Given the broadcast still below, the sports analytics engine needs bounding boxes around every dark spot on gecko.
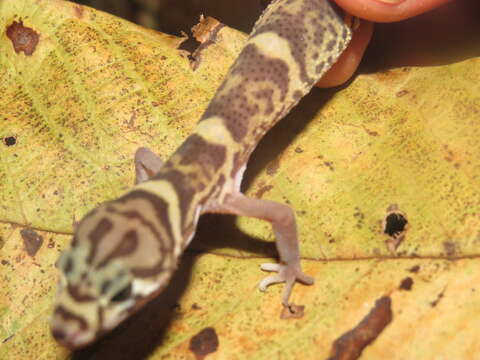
[20,229,43,257]
[316,61,326,74]
[399,277,413,291]
[253,0,347,83]
[408,265,420,273]
[4,136,16,146]
[326,39,337,51]
[295,147,304,153]
[327,23,338,39]
[281,303,305,319]
[253,88,275,115]
[293,90,303,100]
[6,20,39,56]
[255,185,273,199]
[328,296,393,360]
[100,280,112,295]
[189,327,219,360]
[68,284,96,303]
[53,306,88,332]
[64,256,74,275]
[202,44,290,142]
[178,134,227,175]
[87,217,113,263]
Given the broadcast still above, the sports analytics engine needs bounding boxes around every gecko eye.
[111,283,132,302]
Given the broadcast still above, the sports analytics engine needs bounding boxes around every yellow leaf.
[1,0,479,359]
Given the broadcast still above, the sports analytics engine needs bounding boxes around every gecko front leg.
[214,192,314,307]
[134,147,164,184]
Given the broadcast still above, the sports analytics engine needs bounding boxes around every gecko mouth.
[50,307,96,349]
[51,324,95,349]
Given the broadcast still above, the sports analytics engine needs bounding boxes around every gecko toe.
[297,272,314,285]
[258,262,314,305]
[260,263,281,272]
[259,274,284,291]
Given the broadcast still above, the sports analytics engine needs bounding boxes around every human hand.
[318,0,452,87]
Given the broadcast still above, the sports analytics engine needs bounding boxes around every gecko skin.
[51,0,352,349]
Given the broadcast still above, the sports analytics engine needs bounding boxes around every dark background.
[72,0,264,35]
[72,0,480,70]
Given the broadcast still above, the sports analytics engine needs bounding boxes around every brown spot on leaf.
[430,288,446,307]
[328,296,393,360]
[3,136,16,146]
[21,229,43,257]
[362,126,379,137]
[324,161,335,171]
[280,303,305,319]
[443,241,457,257]
[408,265,420,273]
[2,334,14,344]
[255,185,273,199]
[191,303,202,310]
[383,204,408,253]
[399,277,413,291]
[189,327,219,360]
[6,20,39,56]
[266,158,280,176]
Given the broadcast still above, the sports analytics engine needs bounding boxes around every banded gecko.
[51,0,352,349]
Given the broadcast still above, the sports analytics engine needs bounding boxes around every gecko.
[51,0,353,349]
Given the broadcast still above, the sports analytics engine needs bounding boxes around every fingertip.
[333,0,451,22]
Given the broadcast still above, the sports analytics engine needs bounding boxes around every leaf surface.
[0,0,479,359]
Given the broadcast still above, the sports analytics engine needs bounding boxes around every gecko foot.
[259,262,314,306]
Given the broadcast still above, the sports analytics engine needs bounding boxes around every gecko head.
[51,198,176,349]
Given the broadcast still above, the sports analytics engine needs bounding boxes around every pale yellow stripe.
[249,32,304,91]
